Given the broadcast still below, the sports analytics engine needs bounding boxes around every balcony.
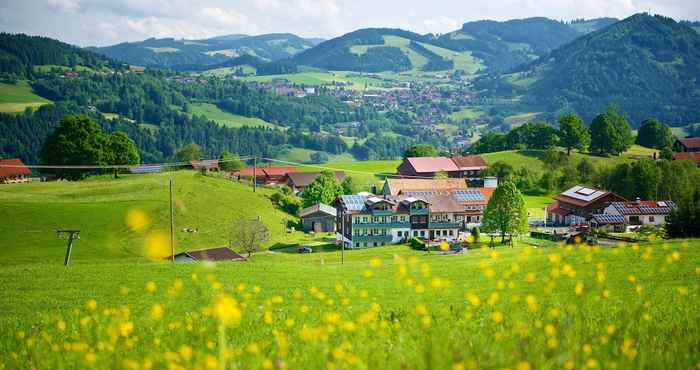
[352,234,393,243]
[372,209,394,217]
[429,222,462,229]
[410,208,429,216]
[353,222,410,229]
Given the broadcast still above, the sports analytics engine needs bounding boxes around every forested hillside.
[89,33,318,70]
[484,14,700,125]
[0,33,120,77]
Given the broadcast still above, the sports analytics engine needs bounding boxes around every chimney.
[636,197,641,204]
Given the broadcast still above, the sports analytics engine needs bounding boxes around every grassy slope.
[0,80,51,113]
[0,171,327,264]
[1,240,698,368]
[189,103,280,129]
[199,65,257,77]
[241,71,387,90]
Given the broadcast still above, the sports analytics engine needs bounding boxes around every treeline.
[469,107,673,157]
[0,33,118,78]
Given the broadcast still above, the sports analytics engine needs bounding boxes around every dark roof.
[673,152,700,167]
[451,155,487,170]
[232,166,297,177]
[175,247,245,261]
[677,137,700,150]
[592,214,626,225]
[0,159,31,178]
[404,157,459,173]
[286,171,346,187]
[300,203,337,218]
[610,201,675,215]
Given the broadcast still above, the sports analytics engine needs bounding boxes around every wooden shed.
[300,203,337,233]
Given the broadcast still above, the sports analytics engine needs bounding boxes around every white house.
[601,200,676,228]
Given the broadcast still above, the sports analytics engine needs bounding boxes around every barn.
[300,203,337,233]
[0,158,31,184]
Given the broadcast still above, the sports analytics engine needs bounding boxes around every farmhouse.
[0,158,31,184]
[547,185,626,226]
[381,178,469,196]
[189,160,219,171]
[300,203,337,233]
[232,166,297,185]
[334,188,494,249]
[601,200,676,227]
[396,155,487,179]
[171,247,245,263]
[672,152,700,167]
[284,171,346,194]
[673,137,700,152]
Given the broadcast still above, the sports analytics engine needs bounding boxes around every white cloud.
[0,0,698,46]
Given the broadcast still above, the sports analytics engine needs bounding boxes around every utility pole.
[253,156,257,193]
[57,230,80,266]
[169,179,175,263]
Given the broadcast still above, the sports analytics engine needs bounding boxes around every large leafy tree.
[40,115,108,180]
[301,171,343,207]
[635,118,673,151]
[176,143,202,162]
[404,144,438,158]
[219,151,244,172]
[559,112,590,156]
[104,131,140,178]
[665,189,700,238]
[481,180,528,243]
[589,106,634,156]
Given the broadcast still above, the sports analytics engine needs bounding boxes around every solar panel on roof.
[453,190,484,202]
[575,187,597,196]
[593,214,625,224]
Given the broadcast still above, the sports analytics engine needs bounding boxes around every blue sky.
[1,0,698,46]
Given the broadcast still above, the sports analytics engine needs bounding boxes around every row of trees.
[470,107,674,157]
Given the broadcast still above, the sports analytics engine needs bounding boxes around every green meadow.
[0,80,51,113]
[0,167,699,369]
[189,103,280,129]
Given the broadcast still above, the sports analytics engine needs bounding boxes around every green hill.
[0,171,324,264]
[90,33,318,70]
[0,80,51,113]
[502,14,700,125]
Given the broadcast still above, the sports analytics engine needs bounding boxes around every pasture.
[0,80,51,113]
[189,103,280,129]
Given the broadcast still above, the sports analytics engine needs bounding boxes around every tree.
[219,151,244,172]
[559,112,590,156]
[665,189,700,238]
[635,118,673,151]
[404,144,438,158]
[471,226,480,243]
[485,161,514,181]
[40,115,107,180]
[589,106,634,156]
[176,143,201,162]
[229,217,270,257]
[481,181,528,243]
[310,151,329,164]
[105,131,140,178]
[341,177,357,195]
[301,171,343,207]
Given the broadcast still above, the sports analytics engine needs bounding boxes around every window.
[355,242,360,248]
[649,216,655,222]
[413,231,418,237]
[420,231,425,237]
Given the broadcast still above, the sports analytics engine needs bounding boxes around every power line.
[0,157,254,170]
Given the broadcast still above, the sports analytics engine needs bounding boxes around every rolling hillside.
[90,33,320,70]
[0,80,51,113]
[490,14,700,125]
[0,171,321,264]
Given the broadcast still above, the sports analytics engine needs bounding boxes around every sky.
[1,0,699,46]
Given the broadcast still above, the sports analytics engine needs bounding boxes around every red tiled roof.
[385,178,468,195]
[233,166,297,177]
[673,152,700,167]
[677,137,700,150]
[190,160,219,169]
[405,157,459,173]
[0,159,31,178]
[547,202,572,216]
[451,155,487,170]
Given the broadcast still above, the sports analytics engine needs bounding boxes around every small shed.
[300,203,337,233]
[171,247,245,263]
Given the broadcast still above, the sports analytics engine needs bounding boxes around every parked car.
[298,246,313,254]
